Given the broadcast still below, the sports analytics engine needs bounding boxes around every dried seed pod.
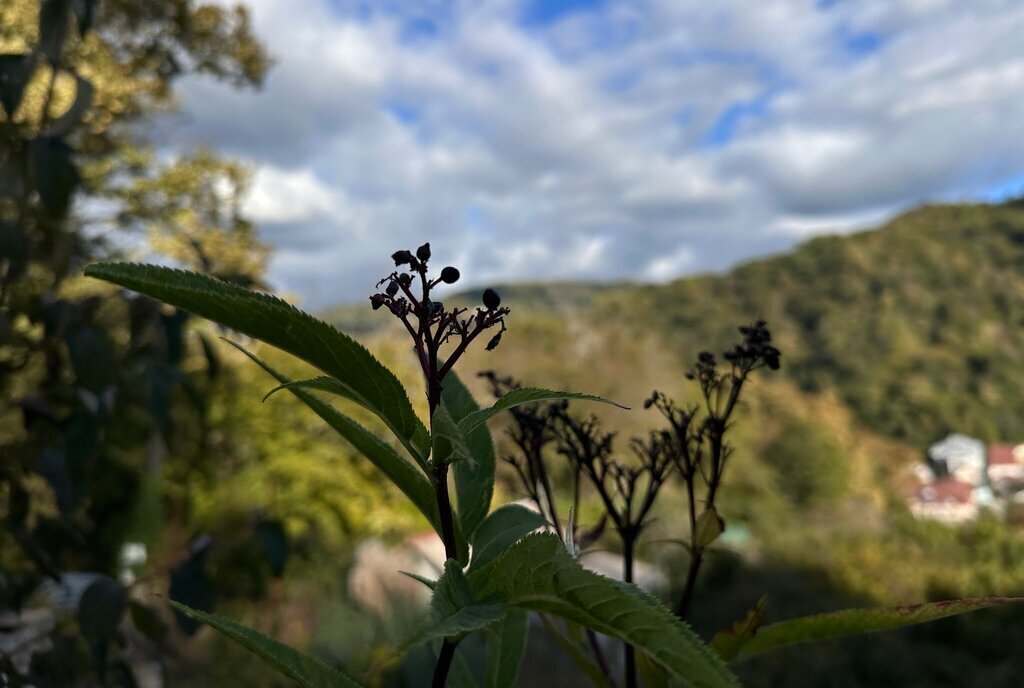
[440,267,460,284]
[391,250,414,266]
[482,288,501,309]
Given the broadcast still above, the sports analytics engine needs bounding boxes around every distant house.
[987,443,1024,494]
[927,434,986,486]
[907,478,979,524]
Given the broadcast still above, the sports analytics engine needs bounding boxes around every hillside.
[278,201,1024,687]
[330,199,1024,450]
[608,199,1024,448]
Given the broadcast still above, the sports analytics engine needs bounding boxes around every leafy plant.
[85,246,1024,687]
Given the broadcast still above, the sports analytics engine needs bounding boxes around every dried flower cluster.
[370,243,511,396]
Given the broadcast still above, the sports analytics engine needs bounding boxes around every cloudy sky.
[163,0,1024,308]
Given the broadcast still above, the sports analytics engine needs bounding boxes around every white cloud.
[163,0,1024,308]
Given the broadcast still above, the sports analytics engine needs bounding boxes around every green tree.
[0,0,269,680]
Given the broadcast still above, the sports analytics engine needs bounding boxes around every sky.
[162,0,1024,308]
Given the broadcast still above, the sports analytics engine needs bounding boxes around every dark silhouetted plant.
[84,248,1024,687]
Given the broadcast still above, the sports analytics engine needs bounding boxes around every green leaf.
[38,0,71,63]
[469,505,546,575]
[458,388,627,435]
[449,648,481,688]
[30,136,78,217]
[709,596,767,662]
[263,375,357,404]
[406,561,506,649]
[694,506,725,549]
[483,609,529,688]
[537,616,614,688]
[226,341,440,532]
[728,597,1024,663]
[83,263,430,461]
[44,74,92,137]
[431,400,473,467]
[443,373,496,537]
[399,570,436,591]
[170,603,363,688]
[0,53,36,116]
[471,533,739,688]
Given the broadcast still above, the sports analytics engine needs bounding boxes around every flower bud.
[398,274,413,287]
[440,266,460,284]
[416,242,431,262]
[482,288,501,309]
[385,280,399,296]
[391,250,414,266]
[485,332,502,351]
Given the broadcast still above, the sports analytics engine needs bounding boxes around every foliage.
[0,0,281,683]
[614,201,1024,447]
[85,243,1024,688]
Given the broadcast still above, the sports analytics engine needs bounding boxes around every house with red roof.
[907,478,979,524]
[987,443,1024,495]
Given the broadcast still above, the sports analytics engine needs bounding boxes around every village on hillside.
[907,434,1024,523]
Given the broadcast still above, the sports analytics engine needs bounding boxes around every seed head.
[440,266,460,284]
[483,288,501,309]
[392,250,414,267]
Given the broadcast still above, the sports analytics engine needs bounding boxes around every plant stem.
[623,534,637,688]
[426,317,459,684]
[675,548,704,620]
[432,639,458,688]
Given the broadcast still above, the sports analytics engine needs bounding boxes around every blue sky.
[166,0,1024,307]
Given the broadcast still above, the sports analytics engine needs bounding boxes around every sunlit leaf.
[171,603,363,688]
[471,533,739,688]
[727,597,1024,663]
[226,341,441,532]
[83,263,430,461]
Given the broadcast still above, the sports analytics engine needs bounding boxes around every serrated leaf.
[469,505,546,575]
[710,596,767,662]
[728,596,1024,663]
[406,561,506,649]
[83,263,430,461]
[470,533,739,688]
[171,602,363,688]
[443,373,496,537]
[458,388,627,436]
[226,341,441,532]
[483,609,528,688]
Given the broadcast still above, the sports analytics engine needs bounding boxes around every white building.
[927,434,986,486]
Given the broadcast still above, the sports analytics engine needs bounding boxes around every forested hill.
[328,199,1024,449]
[609,199,1024,447]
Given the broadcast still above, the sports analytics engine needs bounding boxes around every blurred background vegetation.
[3,0,1024,686]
